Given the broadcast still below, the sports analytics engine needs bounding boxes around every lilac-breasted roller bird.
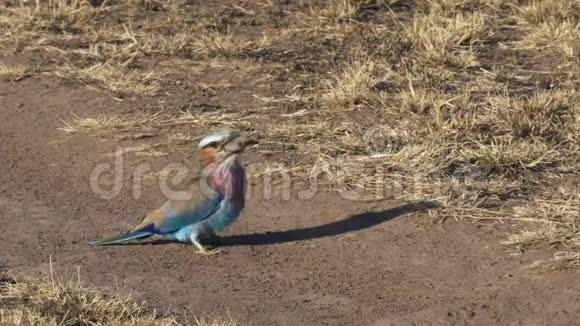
[89,130,256,255]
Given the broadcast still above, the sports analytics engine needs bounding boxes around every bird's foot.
[197,247,222,256]
[192,239,222,256]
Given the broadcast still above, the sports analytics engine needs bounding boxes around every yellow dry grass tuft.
[59,113,164,134]
[460,137,560,174]
[511,0,580,59]
[117,144,168,157]
[321,59,384,109]
[544,251,580,270]
[60,109,248,136]
[146,33,193,57]
[521,21,580,58]
[318,0,362,23]
[0,63,29,81]
[488,91,578,141]
[423,0,470,14]
[294,0,378,37]
[192,31,265,58]
[194,317,237,326]
[510,0,579,26]
[395,85,451,115]
[313,0,399,23]
[503,192,580,248]
[1,0,103,34]
[405,11,489,68]
[55,63,161,96]
[0,269,236,326]
[127,0,166,11]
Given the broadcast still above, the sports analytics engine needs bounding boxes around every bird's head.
[198,130,257,167]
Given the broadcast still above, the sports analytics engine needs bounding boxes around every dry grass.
[0,269,236,326]
[0,0,103,33]
[503,191,580,247]
[524,251,580,270]
[543,251,580,269]
[406,11,490,68]
[313,0,364,23]
[116,144,168,157]
[146,33,193,57]
[59,110,247,135]
[192,31,266,58]
[59,113,165,134]
[0,63,29,81]
[460,137,560,174]
[395,85,451,115]
[521,21,580,58]
[423,0,471,14]
[512,0,580,59]
[489,91,577,140]
[321,59,384,109]
[312,0,400,24]
[510,0,579,26]
[55,63,161,96]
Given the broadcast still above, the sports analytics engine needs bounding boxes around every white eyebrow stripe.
[198,131,230,149]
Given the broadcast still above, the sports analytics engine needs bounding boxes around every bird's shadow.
[112,201,438,247]
[220,200,438,247]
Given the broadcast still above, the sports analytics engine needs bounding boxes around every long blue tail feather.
[88,231,153,246]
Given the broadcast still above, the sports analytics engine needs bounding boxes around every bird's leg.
[190,235,221,256]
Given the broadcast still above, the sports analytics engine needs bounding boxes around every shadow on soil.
[220,201,438,246]
[99,201,437,247]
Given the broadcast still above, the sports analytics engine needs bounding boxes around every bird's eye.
[206,141,218,148]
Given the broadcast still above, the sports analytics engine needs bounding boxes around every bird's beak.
[224,132,258,153]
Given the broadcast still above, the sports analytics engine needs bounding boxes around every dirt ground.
[1,76,579,325]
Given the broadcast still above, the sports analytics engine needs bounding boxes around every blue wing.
[153,193,224,234]
[144,191,224,234]
[205,199,244,233]
[90,190,224,246]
